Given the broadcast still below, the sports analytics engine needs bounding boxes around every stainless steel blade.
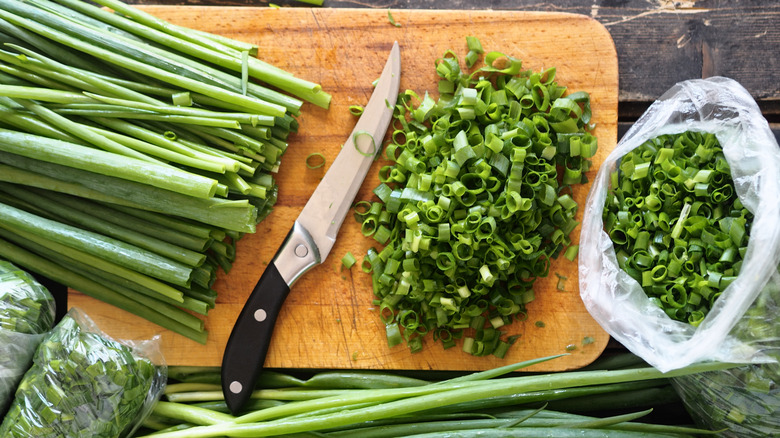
[296,41,401,263]
[221,43,401,414]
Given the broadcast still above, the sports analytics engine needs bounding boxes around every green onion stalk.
[0,0,331,343]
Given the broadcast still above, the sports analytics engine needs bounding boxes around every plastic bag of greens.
[578,76,780,372]
[0,260,56,414]
[0,308,166,438]
[670,267,780,437]
[672,363,780,437]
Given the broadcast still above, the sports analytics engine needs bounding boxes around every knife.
[221,42,401,415]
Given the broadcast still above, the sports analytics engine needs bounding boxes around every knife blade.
[221,42,401,415]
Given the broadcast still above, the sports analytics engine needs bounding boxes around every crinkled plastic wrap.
[0,260,56,415]
[672,363,780,438]
[579,77,780,372]
[671,267,780,437]
[0,308,166,438]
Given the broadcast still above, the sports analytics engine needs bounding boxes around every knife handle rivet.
[294,244,309,258]
[254,308,268,322]
[229,380,243,394]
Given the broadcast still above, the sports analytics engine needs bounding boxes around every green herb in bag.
[0,260,56,414]
[672,267,780,437]
[0,309,165,438]
[0,260,55,335]
[602,131,752,326]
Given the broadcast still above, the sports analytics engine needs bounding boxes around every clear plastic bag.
[0,260,56,415]
[0,308,166,438]
[578,76,780,372]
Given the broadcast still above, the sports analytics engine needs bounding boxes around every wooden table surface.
[49,0,779,364]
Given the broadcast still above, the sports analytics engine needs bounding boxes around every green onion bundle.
[0,0,330,342]
[131,353,728,437]
[355,39,597,356]
[0,260,56,414]
[603,131,752,326]
[0,309,166,438]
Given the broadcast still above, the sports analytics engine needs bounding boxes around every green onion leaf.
[387,10,401,27]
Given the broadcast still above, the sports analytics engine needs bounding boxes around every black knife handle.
[221,262,289,415]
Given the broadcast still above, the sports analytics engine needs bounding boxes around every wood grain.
[68,7,618,372]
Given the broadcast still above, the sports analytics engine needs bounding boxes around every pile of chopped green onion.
[603,131,752,326]
[355,38,597,356]
[0,0,330,342]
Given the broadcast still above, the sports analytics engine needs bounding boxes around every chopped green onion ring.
[305,152,326,169]
[341,252,357,269]
[352,131,378,158]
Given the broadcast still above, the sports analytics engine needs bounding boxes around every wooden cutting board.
[68,7,618,372]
